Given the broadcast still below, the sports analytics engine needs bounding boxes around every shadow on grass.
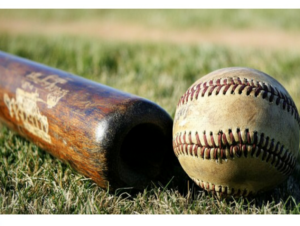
[119,158,300,213]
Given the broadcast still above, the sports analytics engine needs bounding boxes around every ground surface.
[0,9,300,214]
[1,10,300,51]
[1,19,300,51]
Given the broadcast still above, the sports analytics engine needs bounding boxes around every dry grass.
[1,126,300,214]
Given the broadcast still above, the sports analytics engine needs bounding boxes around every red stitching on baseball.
[192,177,253,197]
[173,129,296,176]
[177,77,300,125]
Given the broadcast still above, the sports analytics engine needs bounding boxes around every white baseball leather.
[173,67,299,196]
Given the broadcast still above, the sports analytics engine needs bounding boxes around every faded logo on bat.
[3,73,69,143]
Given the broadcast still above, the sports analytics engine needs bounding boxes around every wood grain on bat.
[0,51,175,190]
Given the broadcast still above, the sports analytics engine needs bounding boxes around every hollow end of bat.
[106,100,174,190]
[120,123,167,182]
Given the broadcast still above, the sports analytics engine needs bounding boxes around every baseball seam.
[177,77,300,125]
[173,129,297,176]
[191,177,253,197]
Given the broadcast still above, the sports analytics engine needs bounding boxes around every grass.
[1,9,300,31]
[1,9,300,214]
[1,123,300,214]
[1,125,300,214]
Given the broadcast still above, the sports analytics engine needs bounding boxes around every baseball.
[173,67,300,197]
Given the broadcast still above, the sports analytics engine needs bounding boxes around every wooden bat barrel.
[0,51,175,190]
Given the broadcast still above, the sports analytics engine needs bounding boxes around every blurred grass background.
[2,9,300,30]
[1,9,300,214]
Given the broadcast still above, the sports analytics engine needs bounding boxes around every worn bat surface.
[0,51,175,190]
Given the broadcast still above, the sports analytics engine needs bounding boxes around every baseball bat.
[0,51,176,191]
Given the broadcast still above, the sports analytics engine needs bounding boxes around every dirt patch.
[1,19,300,50]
